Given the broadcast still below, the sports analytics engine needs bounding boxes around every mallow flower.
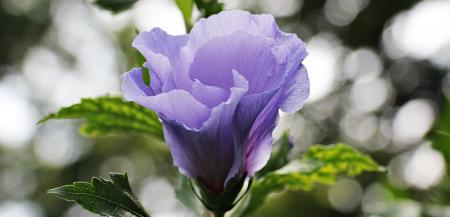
[122,10,309,213]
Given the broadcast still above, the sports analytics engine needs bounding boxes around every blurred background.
[1,0,450,216]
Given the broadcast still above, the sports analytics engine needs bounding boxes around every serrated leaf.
[38,96,164,140]
[94,0,138,13]
[194,0,223,17]
[110,172,133,193]
[233,144,384,217]
[48,173,150,217]
[175,0,194,31]
[257,132,293,177]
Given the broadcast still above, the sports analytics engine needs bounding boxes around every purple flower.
[122,10,309,193]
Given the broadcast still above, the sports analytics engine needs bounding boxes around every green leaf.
[48,173,150,217]
[233,144,384,217]
[38,96,164,140]
[194,0,223,17]
[175,175,202,215]
[175,0,194,31]
[257,132,292,177]
[94,0,138,13]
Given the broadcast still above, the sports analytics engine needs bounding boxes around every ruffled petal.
[280,65,309,113]
[243,65,309,174]
[273,33,308,70]
[130,89,210,130]
[163,70,249,192]
[133,28,192,92]
[182,10,281,62]
[134,27,188,60]
[121,68,210,129]
[232,89,277,144]
[189,31,286,94]
[243,91,281,175]
[191,79,230,108]
[121,68,154,99]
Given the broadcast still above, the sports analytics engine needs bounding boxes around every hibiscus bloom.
[122,10,309,194]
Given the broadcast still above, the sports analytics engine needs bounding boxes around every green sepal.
[195,176,249,216]
[175,175,203,215]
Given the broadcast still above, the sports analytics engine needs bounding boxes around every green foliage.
[175,0,194,31]
[94,0,138,13]
[428,99,450,205]
[258,132,292,177]
[135,51,150,86]
[38,96,164,140]
[431,100,450,175]
[233,144,384,217]
[48,173,150,217]
[194,0,223,17]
